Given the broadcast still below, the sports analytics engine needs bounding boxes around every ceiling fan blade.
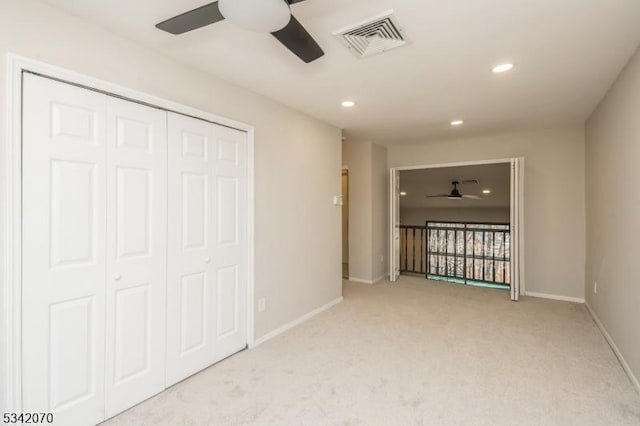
[156,1,224,35]
[425,195,448,198]
[462,195,483,199]
[271,15,324,63]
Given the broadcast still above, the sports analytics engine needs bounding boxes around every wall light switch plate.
[258,298,266,312]
[594,281,597,294]
[333,195,343,206]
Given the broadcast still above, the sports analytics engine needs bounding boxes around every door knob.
[113,273,122,281]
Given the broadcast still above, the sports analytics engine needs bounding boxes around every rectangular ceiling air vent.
[333,11,409,59]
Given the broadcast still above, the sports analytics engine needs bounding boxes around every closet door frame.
[1,54,256,413]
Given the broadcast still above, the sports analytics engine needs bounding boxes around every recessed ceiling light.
[450,120,464,126]
[341,100,356,108]
[492,63,514,73]
[400,191,407,196]
[482,189,491,194]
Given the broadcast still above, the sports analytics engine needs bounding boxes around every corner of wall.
[341,140,390,282]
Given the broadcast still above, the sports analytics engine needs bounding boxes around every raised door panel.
[216,265,239,339]
[212,125,248,361]
[113,284,152,384]
[180,272,208,354]
[166,113,218,386]
[216,177,239,247]
[182,173,208,250]
[22,74,107,426]
[104,97,167,418]
[116,167,152,259]
[50,160,98,268]
[48,297,97,412]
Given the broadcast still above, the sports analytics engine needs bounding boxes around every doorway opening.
[342,168,349,279]
[389,159,524,300]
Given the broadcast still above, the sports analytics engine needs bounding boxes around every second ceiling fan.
[426,181,483,200]
[156,0,324,63]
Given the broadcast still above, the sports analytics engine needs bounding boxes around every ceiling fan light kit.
[218,0,291,33]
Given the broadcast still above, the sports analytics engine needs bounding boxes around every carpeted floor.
[106,277,640,425]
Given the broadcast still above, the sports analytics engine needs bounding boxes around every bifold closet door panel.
[165,114,248,386]
[22,74,107,425]
[104,97,168,418]
[166,113,217,386]
[210,124,248,363]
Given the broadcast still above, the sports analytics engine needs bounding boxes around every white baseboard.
[524,291,585,304]
[372,274,388,284]
[348,275,388,285]
[585,303,640,394]
[348,277,373,284]
[249,296,343,348]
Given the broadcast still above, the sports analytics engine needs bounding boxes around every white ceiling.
[42,0,640,145]
[400,163,510,208]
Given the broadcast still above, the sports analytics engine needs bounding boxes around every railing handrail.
[426,220,510,226]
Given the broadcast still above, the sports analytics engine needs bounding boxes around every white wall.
[401,207,510,226]
[342,140,388,282]
[585,46,640,387]
[0,0,342,408]
[388,127,586,299]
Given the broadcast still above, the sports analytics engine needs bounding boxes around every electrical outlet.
[594,281,597,294]
[258,298,266,313]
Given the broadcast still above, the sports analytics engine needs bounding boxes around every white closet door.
[104,98,168,417]
[211,124,248,363]
[166,114,247,386]
[22,74,107,425]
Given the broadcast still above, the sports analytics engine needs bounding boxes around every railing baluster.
[492,229,496,283]
[502,231,506,284]
[472,230,476,282]
[404,228,408,272]
[420,228,424,274]
[426,228,430,275]
[444,228,448,276]
[482,231,485,281]
[412,228,416,272]
[464,228,468,282]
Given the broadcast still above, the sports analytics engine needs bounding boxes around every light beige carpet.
[106,277,640,425]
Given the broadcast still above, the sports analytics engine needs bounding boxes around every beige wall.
[401,207,510,226]
[342,141,372,281]
[0,0,342,402]
[388,127,586,299]
[585,46,640,386]
[371,143,388,281]
[342,140,388,282]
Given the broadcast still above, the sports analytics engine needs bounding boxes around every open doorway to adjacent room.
[389,159,524,300]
